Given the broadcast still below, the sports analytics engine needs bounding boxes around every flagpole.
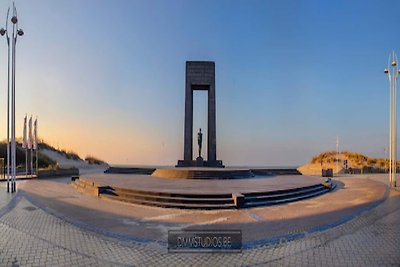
[23,115,27,178]
[25,147,27,178]
[30,147,32,176]
[28,115,32,176]
[35,149,38,176]
[35,117,38,176]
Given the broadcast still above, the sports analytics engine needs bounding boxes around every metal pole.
[0,5,22,192]
[35,117,38,175]
[5,7,10,192]
[11,21,15,192]
[389,66,393,186]
[385,51,399,188]
[30,147,32,176]
[36,148,38,175]
[390,89,391,183]
[6,34,10,192]
[391,59,395,187]
[394,66,397,187]
[25,148,27,178]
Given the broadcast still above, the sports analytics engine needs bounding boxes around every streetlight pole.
[384,51,399,188]
[0,3,24,193]
[0,8,10,192]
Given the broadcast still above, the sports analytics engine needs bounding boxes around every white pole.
[30,147,32,176]
[389,66,392,186]
[36,149,38,175]
[35,117,38,175]
[6,32,10,192]
[29,115,32,176]
[11,21,16,192]
[386,51,398,188]
[5,7,10,192]
[394,64,397,187]
[25,148,27,178]
[391,60,394,187]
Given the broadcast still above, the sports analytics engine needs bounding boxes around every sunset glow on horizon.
[0,0,398,166]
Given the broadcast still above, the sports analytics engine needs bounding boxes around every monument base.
[176,159,224,168]
[196,157,204,167]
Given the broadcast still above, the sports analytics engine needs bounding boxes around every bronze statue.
[198,128,203,158]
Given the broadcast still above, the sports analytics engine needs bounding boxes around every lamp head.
[384,68,389,74]
[17,29,24,36]
[392,61,397,67]
[0,28,5,36]
[11,16,17,24]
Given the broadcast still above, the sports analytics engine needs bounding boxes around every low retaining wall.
[250,169,301,176]
[105,167,155,175]
[38,168,79,178]
[105,167,301,177]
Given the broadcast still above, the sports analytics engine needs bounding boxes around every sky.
[0,0,398,166]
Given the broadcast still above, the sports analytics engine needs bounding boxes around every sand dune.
[41,149,108,175]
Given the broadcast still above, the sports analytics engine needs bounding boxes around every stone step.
[102,190,234,205]
[245,188,325,202]
[100,184,332,209]
[100,194,235,209]
[244,184,325,200]
[244,188,330,208]
[109,186,233,199]
[71,177,335,210]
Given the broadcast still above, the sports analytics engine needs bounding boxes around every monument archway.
[176,61,224,168]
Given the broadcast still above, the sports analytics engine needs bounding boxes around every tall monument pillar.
[177,61,224,168]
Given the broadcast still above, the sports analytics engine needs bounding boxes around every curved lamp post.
[0,3,23,193]
[384,51,400,188]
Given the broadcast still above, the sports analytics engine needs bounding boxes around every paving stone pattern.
[0,191,398,266]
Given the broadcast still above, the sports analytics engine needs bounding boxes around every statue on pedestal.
[198,128,203,158]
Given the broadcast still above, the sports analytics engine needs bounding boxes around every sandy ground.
[298,163,344,175]
[41,148,108,175]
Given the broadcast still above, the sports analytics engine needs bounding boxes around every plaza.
[0,1,399,266]
[0,173,398,266]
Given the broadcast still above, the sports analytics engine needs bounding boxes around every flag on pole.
[22,115,27,149]
[33,117,38,150]
[28,116,33,149]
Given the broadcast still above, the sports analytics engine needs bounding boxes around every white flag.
[33,118,38,150]
[28,116,33,149]
[22,115,27,149]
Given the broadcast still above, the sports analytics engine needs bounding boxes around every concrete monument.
[176,61,224,168]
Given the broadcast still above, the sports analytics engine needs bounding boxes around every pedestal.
[176,159,224,168]
[196,157,204,167]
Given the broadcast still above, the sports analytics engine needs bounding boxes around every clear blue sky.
[0,0,398,166]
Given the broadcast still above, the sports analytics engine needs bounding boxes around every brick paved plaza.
[0,174,399,266]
